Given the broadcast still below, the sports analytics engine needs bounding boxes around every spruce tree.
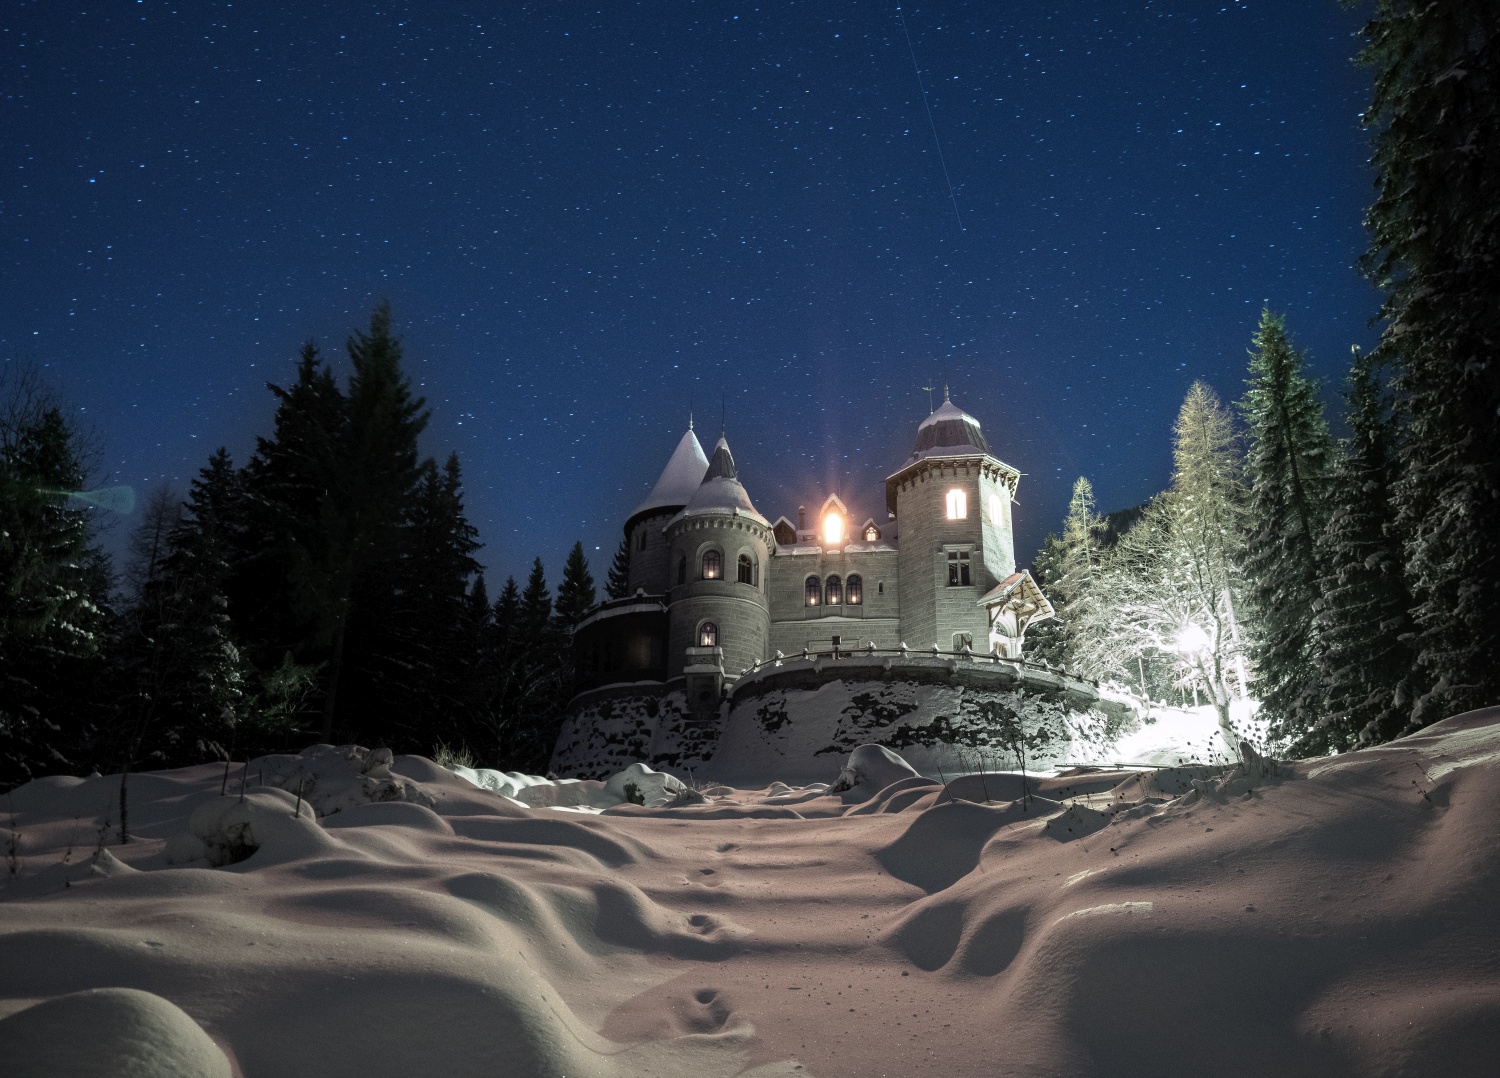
[1309,349,1414,751]
[1237,310,1334,743]
[0,399,110,788]
[555,542,597,628]
[1024,532,1067,667]
[605,536,631,599]
[1358,1,1500,725]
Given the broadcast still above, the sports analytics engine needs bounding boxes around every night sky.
[3,1,1379,587]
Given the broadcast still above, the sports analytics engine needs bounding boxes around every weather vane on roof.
[921,385,936,413]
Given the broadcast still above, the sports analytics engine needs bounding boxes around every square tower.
[886,396,1020,652]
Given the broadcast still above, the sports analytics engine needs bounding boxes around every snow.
[629,426,709,521]
[4,707,1500,1076]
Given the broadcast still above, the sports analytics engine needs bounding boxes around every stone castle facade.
[569,393,1055,719]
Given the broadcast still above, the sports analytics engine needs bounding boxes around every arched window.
[946,488,967,519]
[805,575,822,606]
[702,550,722,579]
[737,553,754,585]
[989,492,1005,524]
[698,621,719,647]
[864,524,879,542]
[825,575,843,605]
[676,556,686,585]
[846,574,863,605]
[638,528,648,551]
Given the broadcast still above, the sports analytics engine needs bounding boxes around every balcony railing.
[736,643,1098,687]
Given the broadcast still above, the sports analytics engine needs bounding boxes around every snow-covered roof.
[978,570,1054,620]
[676,437,769,524]
[905,394,990,463]
[628,425,709,524]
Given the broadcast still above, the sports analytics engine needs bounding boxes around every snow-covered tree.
[1081,384,1252,743]
[1238,310,1334,743]
[1308,349,1414,751]
[1358,1,1500,726]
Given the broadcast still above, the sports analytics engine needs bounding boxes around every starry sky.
[3,1,1379,588]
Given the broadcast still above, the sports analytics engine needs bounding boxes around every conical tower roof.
[628,424,709,525]
[679,436,766,522]
[906,390,990,463]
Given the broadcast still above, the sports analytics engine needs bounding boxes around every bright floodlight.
[823,514,844,545]
[1171,622,1211,655]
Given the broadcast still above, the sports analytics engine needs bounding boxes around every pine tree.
[1309,349,1414,751]
[555,542,596,628]
[1026,478,1104,672]
[1024,532,1067,667]
[1359,1,1500,726]
[605,536,631,599]
[1238,310,1334,742]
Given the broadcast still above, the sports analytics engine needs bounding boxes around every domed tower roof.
[679,436,767,523]
[906,390,990,464]
[626,424,709,530]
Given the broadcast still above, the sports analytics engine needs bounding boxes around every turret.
[664,437,772,705]
[623,423,708,594]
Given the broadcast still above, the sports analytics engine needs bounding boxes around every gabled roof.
[977,570,1055,621]
[677,437,768,523]
[628,425,709,527]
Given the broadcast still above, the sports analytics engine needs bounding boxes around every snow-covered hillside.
[2,708,1497,1077]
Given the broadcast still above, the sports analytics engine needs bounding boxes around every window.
[677,556,686,585]
[878,581,884,595]
[947,550,971,586]
[823,513,844,545]
[864,524,879,541]
[946,488,967,519]
[699,621,718,647]
[989,492,1004,524]
[702,550,722,579]
[737,553,755,585]
[638,528,647,551]
[846,574,863,605]
[952,633,973,652]
[805,575,822,606]
[825,575,842,605]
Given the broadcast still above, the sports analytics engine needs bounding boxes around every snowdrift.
[3,710,1499,1076]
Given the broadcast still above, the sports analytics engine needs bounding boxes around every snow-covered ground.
[2,708,1498,1077]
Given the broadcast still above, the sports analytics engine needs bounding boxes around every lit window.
[825,575,842,605]
[805,576,822,606]
[989,492,1004,523]
[947,550,971,586]
[702,550,721,579]
[737,553,754,585]
[699,621,719,647]
[864,524,879,541]
[846,574,863,605]
[823,514,844,545]
[946,489,967,519]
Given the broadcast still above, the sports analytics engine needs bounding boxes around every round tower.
[663,436,772,702]
[885,392,1021,652]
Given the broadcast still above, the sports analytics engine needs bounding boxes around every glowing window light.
[699,621,718,647]
[946,488,967,519]
[989,492,1004,523]
[823,514,844,545]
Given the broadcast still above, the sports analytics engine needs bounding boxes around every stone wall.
[549,687,722,780]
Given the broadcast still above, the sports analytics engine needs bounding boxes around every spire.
[944,383,951,403]
[703,436,738,482]
[628,424,709,524]
[679,433,766,522]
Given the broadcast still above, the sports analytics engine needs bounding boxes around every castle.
[569,392,1055,723]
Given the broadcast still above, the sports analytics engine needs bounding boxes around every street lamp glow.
[1171,622,1211,655]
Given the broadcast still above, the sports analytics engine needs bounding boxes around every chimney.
[798,505,806,531]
